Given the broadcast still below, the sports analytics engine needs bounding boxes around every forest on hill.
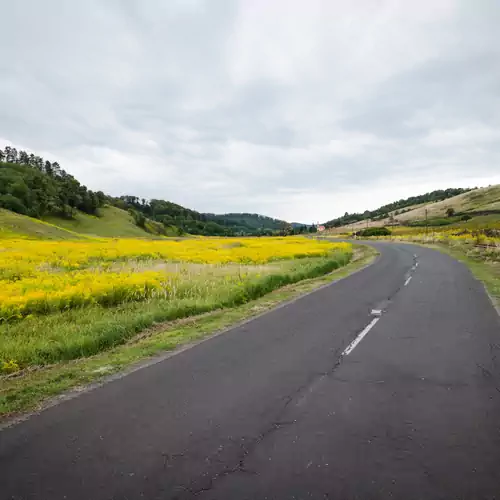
[0,146,105,218]
[324,188,471,228]
[205,213,293,234]
[0,146,311,236]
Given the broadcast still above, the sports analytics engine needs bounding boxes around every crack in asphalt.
[185,253,421,498]
[6,243,500,500]
[370,253,419,316]
[187,335,375,497]
[187,421,293,497]
[186,350,349,497]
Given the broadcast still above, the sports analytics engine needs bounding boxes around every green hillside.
[324,188,470,228]
[113,197,231,236]
[0,208,84,240]
[395,185,500,222]
[43,206,173,238]
[0,146,289,237]
[0,159,104,219]
[327,184,500,234]
[205,213,288,235]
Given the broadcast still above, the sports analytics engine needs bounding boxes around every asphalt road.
[2,242,500,500]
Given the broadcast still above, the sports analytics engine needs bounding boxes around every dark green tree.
[4,146,13,163]
[19,150,29,165]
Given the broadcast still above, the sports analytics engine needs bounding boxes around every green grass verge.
[450,214,500,230]
[0,245,377,419]
[1,205,173,240]
[0,251,352,368]
[0,208,84,240]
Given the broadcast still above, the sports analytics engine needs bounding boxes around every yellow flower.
[1,359,20,374]
[0,237,352,320]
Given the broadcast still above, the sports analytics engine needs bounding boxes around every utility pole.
[425,208,428,236]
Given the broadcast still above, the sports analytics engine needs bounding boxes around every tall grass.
[0,251,351,370]
[0,237,350,321]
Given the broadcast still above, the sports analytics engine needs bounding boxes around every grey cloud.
[341,51,500,139]
[1,0,499,222]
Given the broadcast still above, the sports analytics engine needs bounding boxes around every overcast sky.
[1,1,500,222]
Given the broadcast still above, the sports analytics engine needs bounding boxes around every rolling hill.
[394,185,500,221]
[42,206,177,238]
[204,213,289,235]
[324,188,470,229]
[326,184,500,234]
[0,146,297,238]
[0,208,85,240]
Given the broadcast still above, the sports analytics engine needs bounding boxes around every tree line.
[112,196,232,236]
[0,146,106,218]
[112,197,314,236]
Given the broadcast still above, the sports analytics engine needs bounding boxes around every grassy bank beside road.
[0,244,376,420]
[0,252,351,370]
[1,237,352,371]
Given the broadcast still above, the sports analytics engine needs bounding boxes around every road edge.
[351,238,500,318]
[0,245,379,430]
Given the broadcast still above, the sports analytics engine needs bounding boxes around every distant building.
[317,225,325,232]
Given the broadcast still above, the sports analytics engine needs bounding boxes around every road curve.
[1,242,500,500]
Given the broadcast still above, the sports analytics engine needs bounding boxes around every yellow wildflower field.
[0,237,351,321]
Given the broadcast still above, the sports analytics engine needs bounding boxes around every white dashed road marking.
[344,256,418,356]
[342,317,380,356]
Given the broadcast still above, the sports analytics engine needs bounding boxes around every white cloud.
[1,0,499,222]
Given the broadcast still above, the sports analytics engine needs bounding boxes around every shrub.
[0,194,27,214]
[355,227,392,237]
[409,218,452,227]
[483,228,500,238]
